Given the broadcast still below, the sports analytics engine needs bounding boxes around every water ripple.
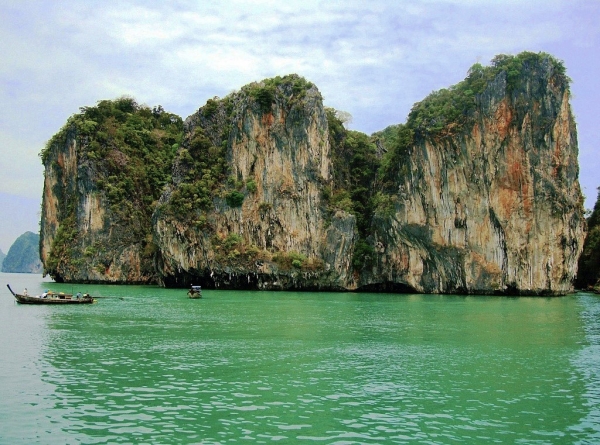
[1,290,599,443]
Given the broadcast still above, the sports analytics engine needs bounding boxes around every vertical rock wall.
[366,62,585,294]
[154,77,356,289]
[40,99,181,284]
[40,128,152,283]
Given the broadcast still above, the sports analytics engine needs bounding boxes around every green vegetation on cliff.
[43,97,182,281]
[326,112,380,233]
[244,74,315,113]
[406,51,569,140]
[323,52,568,269]
[325,108,380,269]
[161,125,228,227]
[327,52,572,271]
[376,51,569,190]
[577,188,600,290]
[159,74,318,230]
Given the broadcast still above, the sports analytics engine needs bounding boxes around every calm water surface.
[1,272,599,444]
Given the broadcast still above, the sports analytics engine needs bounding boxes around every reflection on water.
[1,274,599,443]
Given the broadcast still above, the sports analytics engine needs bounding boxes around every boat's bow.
[6,284,17,297]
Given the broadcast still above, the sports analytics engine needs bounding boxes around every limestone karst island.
[39,52,588,295]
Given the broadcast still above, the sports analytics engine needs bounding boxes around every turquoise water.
[1,272,599,444]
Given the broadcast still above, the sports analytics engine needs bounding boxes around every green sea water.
[1,272,599,444]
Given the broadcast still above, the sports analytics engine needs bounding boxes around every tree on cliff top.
[376,51,570,189]
[403,51,568,141]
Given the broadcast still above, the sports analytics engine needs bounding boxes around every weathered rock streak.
[366,69,584,294]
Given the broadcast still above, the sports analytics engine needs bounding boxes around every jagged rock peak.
[153,74,339,289]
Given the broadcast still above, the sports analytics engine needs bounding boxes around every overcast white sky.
[1,0,598,252]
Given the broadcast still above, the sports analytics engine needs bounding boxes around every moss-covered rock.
[40,98,182,283]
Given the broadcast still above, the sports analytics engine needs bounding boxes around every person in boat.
[41,290,48,298]
[23,288,28,296]
[188,285,202,297]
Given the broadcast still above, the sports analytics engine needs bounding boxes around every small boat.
[7,284,96,305]
[188,285,202,299]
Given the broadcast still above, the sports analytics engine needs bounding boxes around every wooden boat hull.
[14,294,95,304]
[7,284,96,305]
[188,285,202,299]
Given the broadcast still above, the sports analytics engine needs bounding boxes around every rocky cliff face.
[40,127,152,283]
[40,54,586,294]
[153,75,356,289]
[366,62,584,294]
[40,98,182,283]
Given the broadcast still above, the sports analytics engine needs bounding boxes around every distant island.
[39,52,588,295]
[2,231,43,274]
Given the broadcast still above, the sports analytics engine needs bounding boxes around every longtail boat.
[188,285,202,299]
[7,284,96,304]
